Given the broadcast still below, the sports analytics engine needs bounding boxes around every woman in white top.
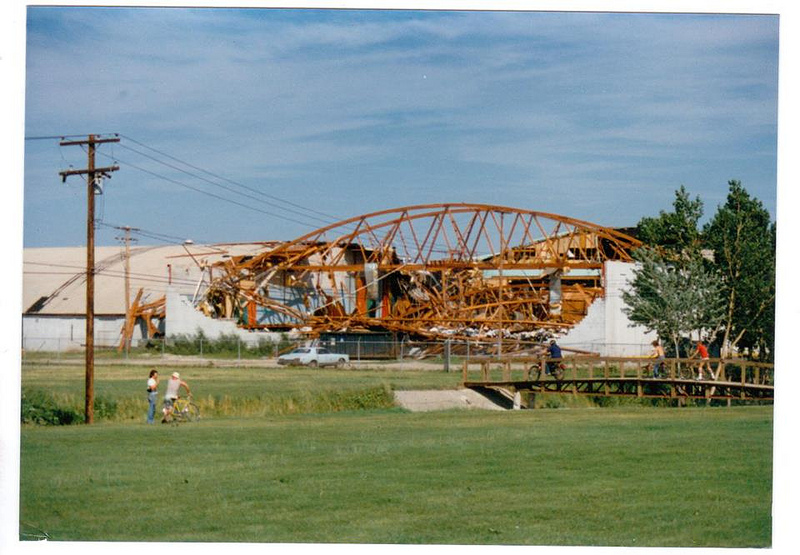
[146,369,159,424]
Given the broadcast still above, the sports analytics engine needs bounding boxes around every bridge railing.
[462,355,774,387]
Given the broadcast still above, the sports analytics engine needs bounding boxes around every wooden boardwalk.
[462,355,774,404]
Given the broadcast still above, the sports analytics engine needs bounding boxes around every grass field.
[19,363,773,546]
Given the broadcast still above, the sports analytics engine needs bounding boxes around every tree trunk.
[721,288,736,358]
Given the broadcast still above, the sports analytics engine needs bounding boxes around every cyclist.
[161,372,191,423]
[546,339,566,379]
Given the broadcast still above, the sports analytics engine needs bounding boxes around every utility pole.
[115,226,138,356]
[59,134,120,424]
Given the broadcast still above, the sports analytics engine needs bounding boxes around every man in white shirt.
[162,372,191,423]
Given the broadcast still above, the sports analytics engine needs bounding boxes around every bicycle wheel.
[183,402,201,422]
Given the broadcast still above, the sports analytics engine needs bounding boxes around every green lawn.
[22,363,463,398]
[19,405,773,546]
[21,363,464,420]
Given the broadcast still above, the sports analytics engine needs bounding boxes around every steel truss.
[199,204,641,342]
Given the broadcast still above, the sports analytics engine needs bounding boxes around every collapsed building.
[190,204,644,356]
[23,204,653,357]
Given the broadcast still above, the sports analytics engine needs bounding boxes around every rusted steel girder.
[198,204,641,341]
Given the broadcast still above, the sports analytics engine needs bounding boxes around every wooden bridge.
[462,355,774,407]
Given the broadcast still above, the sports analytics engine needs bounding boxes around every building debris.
[192,204,641,355]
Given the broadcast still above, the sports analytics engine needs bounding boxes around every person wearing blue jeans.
[146,369,159,424]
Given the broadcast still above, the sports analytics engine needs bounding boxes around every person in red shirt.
[694,340,711,380]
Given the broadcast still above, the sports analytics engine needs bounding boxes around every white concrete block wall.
[560,297,607,355]
[602,261,657,356]
[165,288,281,346]
[560,261,656,357]
[22,315,139,351]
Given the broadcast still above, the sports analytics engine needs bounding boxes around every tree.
[636,185,704,260]
[702,180,776,360]
[622,247,726,357]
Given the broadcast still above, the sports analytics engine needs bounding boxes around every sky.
[4,2,800,553]
[20,4,780,248]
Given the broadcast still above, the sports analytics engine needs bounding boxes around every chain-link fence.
[21,332,654,365]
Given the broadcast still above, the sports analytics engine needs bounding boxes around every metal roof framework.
[199,204,642,343]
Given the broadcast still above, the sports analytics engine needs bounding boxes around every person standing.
[650,340,666,378]
[162,372,191,423]
[694,340,711,380]
[146,369,159,424]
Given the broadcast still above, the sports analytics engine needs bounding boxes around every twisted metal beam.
[200,204,641,339]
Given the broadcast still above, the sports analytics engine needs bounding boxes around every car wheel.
[308,360,318,368]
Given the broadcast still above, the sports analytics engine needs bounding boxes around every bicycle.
[530,359,565,380]
[166,395,200,423]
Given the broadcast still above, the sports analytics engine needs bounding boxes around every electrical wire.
[119,134,341,224]
[116,141,336,228]
[24,133,118,141]
[96,221,203,246]
[94,149,328,228]
[23,261,199,287]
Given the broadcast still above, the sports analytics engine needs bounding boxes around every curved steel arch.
[201,204,641,341]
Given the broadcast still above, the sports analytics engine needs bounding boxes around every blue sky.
[22,6,780,247]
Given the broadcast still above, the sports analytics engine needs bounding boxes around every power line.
[119,134,341,224]
[23,270,197,288]
[116,141,336,228]
[25,133,119,141]
[97,221,202,245]
[95,150,328,228]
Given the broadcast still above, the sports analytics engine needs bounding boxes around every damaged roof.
[23,243,274,316]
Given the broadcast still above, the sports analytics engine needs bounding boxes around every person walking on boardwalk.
[650,340,666,378]
[161,372,191,423]
[694,340,712,380]
[146,369,159,424]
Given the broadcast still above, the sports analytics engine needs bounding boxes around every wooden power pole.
[59,134,119,424]
[115,226,138,355]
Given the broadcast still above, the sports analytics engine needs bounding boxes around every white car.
[277,347,349,368]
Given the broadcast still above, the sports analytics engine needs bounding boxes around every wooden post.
[59,134,119,424]
[571,359,577,395]
[740,362,746,400]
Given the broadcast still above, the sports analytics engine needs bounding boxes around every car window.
[318,348,329,354]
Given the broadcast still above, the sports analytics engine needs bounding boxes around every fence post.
[357,337,361,362]
[162,337,166,358]
[238,337,241,362]
[200,338,203,358]
[444,339,451,373]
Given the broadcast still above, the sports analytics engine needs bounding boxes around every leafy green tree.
[636,185,704,259]
[622,247,726,357]
[703,180,776,359]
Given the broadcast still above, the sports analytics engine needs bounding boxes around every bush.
[21,390,119,425]
[21,390,81,425]
[163,330,283,358]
